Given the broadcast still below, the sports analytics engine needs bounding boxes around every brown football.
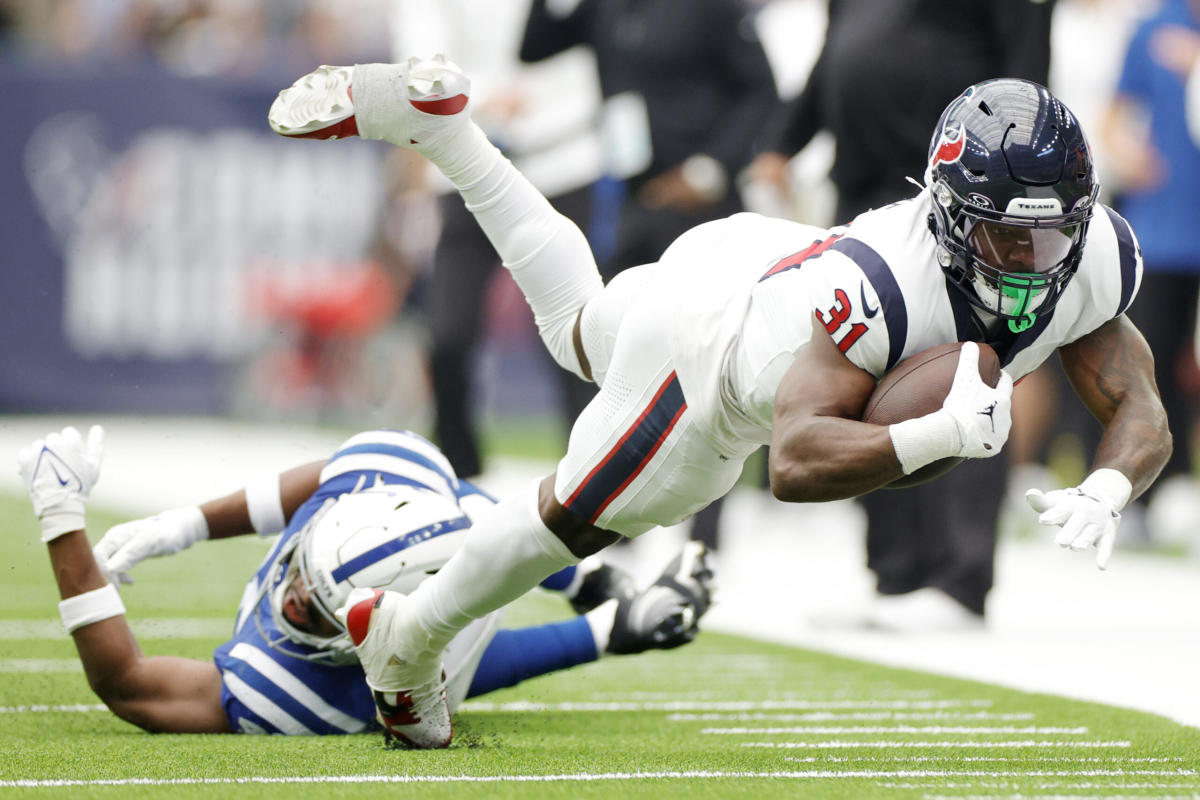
[862,342,1002,489]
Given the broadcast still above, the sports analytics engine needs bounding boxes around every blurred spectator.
[0,0,390,76]
[1100,0,1200,549]
[1050,0,1153,204]
[1189,49,1200,144]
[390,0,605,479]
[750,0,1055,630]
[520,0,778,551]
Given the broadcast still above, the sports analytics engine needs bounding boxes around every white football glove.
[1026,468,1133,570]
[888,343,1015,474]
[93,506,209,584]
[17,425,105,542]
[941,342,1014,458]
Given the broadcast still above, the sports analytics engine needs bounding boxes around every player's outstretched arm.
[17,426,230,733]
[94,460,325,583]
[1027,316,1171,568]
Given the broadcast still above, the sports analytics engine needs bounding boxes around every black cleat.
[607,541,715,655]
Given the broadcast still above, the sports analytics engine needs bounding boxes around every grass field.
[2,491,1198,799]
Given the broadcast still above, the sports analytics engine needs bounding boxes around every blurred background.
[3,0,1200,727]
[0,0,806,433]
[2,0,1199,556]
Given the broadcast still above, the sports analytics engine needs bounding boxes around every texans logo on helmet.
[931,124,966,169]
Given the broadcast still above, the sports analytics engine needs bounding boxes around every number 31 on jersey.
[816,287,869,353]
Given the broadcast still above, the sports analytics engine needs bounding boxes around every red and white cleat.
[267,65,358,140]
[268,55,471,150]
[339,588,452,749]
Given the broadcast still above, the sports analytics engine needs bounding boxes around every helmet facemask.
[255,498,359,666]
[931,179,1092,333]
[257,484,471,666]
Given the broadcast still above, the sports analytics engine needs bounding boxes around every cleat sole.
[269,65,356,138]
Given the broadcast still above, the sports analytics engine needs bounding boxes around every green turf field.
[2,491,1198,799]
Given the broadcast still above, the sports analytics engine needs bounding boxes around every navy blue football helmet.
[925,79,1098,333]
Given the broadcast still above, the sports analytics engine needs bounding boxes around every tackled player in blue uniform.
[18,426,712,738]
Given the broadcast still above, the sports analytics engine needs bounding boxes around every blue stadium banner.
[0,59,385,413]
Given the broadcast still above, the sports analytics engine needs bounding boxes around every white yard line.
[923,795,1198,800]
[702,726,1088,735]
[786,756,1188,764]
[0,704,108,713]
[0,619,231,640]
[670,712,1038,721]
[0,660,81,673]
[741,741,1133,749]
[458,699,995,712]
[1,769,1197,789]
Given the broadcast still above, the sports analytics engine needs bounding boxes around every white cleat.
[268,65,357,139]
[338,588,452,749]
[268,55,471,150]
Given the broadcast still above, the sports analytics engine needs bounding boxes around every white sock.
[584,599,618,656]
[407,480,580,651]
[431,124,604,379]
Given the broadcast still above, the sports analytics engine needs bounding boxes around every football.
[862,342,1002,488]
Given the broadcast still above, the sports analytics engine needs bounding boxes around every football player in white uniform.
[266,58,1171,747]
[17,426,712,741]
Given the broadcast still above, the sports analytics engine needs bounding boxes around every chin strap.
[1008,313,1036,334]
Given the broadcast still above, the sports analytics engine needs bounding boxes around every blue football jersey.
[212,429,491,735]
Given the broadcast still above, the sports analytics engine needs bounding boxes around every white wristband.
[245,473,286,536]
[59,584,126,634]
[1079,468,1133,512]
[40,511,86,543]
[888,410,962,474]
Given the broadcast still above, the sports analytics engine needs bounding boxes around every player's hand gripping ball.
[862,342,1003,487]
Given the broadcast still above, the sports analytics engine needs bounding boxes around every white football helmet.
[257,483,471,665]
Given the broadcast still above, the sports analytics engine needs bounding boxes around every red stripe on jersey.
[760,233,844,281]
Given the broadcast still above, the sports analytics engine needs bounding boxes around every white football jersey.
[661,192,1142,455]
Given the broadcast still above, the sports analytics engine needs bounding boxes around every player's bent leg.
[537,475,624,557]
[463,542,717,696]
[444,127,603,382]
[464,617,598,698]
[269,57,470,148]
[335,480,604,748]
[554,300,747,537]
[406,480,604,649]
[271,56,604,383]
